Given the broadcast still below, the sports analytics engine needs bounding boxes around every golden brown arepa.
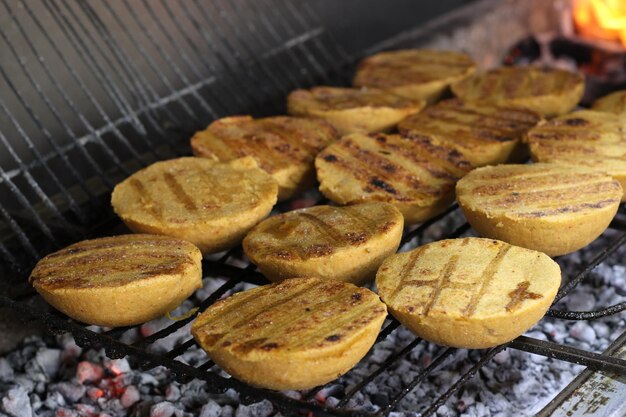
[191,277,387,390]
[525,110,626,200]
[243,202,403,284]
[315,132,472,224]
[353,49,476,103]
[451,66,584,117]
[111,157,278,255]
[287,86,425,135]
[30,234,202,327]
[456,163,623,256]
[191,115,338,201]
[398,99,541,167]
[376,238,561,348]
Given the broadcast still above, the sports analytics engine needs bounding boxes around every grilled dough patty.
[398,99,541,167]
[191,277,387,390]
[287,86,425,135]
[353,49,476,103]
[111,157,278,255]
[191,116,338,201]
[456,164,623,256]
[451,67,584,117]
[525,110,626,201]
[376,238,561,348]
[243,202,403,285]
[315,132,472,224]
[30,235,202,327]
[592,90,626,116]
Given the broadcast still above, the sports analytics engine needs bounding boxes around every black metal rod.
[510,336,626,374]
[547,302,626,320]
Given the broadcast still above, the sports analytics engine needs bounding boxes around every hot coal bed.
[1,0,626,417]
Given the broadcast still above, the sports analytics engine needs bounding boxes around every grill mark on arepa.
[324,145,437,201]
[422,255,459,317]
[514,198,620,218]
[298,212,347,246]
[463,245,511,317]
[220,285,361,351]
[163,172,197,211]
[468,175,609,196]
[388,246,428,303]
[341,205,381,235]
[505,281,543,312]
[129,178,163,221]
[197,280,320,348]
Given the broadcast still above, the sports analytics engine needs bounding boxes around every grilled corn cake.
[525,110,626,200]
[191,277,387,390]
[30,234,202,327]
[111,157,278,255]
[376,238,561,348]
[451,67,584,117]
[353,49,476,103]
[287,86,425,135]
[191,116,338,201]
[315,132,472,224]
[456,164,623,256]
[398,99,541,167]
[243,202,403,284]
[592,90,626,115]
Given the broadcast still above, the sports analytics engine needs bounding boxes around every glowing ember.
[574,0,626,47]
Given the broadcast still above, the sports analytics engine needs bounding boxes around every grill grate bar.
[379,347,457,416]
[0,27,97,216]
[46,0,147,142]
[337,337,424,407]
[139,0,232,118]
[157,0,247,114]
[133,264,256,349]
[0,200,38,259]
[120,0,218,122]
[1,0,117,189]
[178,1,272,113]
[418,347,505,417]
[510,336,626,374]
[100,3,204,126]
[556,231,626,301]
[77,2,187,156]
[547,302,626,320]
[0,76,87,226]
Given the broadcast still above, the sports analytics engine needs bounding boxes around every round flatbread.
[399,99,541,167]
[353,49,476,102]
[315,132,472,224]
[287,86,425,135]
[111,157,278,255]
[30,234,202,327]
[376,238,561,348]
[243,202,403,284]
[451,66,584,117]
[525,110,626,201]
[456,163,623,256]
[191,277,387,390]
[191,115,337,201]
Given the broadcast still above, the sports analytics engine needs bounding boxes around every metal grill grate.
[1,0,626,416]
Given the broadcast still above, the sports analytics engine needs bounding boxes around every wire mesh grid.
[1,0,626,415]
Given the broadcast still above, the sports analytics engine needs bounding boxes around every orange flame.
[573,0,626,47]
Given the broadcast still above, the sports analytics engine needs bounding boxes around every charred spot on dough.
[303,243,335,258]
[351,293,362,301]
[260,342,279,351]
[345,231,368,245]
[325,334,341,342]
[378,220,397,233]
[323,154,338,162]
[564,118,588,126]
[370,178,397,194]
